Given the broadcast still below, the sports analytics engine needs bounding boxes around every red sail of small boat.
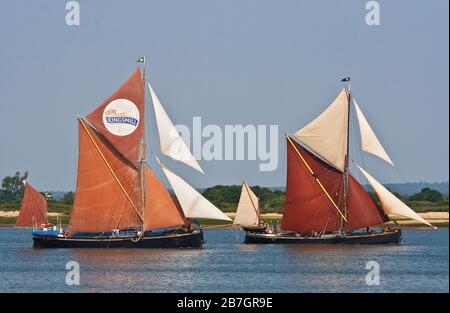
[16,181,48,227]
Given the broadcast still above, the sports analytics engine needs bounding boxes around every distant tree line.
[0,172,448,214]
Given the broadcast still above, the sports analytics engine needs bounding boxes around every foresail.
[149,82,204,174]
[157,158,231,222]
[294,88,348,171]
[16,181,47,227]
[142,163,186,231]
[353,99,394,166]
[234,182,259,226]
[86,68,145,167]
[356,164,433,228]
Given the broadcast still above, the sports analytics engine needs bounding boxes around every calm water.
[0,228,448,293]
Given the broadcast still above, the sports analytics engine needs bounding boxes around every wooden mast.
[139,57,147,225]
[342,77,351,232]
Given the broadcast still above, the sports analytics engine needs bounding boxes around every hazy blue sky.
[0,0,448,191]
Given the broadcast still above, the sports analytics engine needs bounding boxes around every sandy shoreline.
[226,212,448,227]
[0,211,63,218]
[1,211,448,228]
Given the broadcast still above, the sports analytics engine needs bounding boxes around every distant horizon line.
[43,180,449,193]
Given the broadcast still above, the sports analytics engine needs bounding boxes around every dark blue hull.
[245,229,402,245]
[32,229,204,248]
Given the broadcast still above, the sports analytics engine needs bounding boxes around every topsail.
[86,68,145,167]
[294,88,349,171]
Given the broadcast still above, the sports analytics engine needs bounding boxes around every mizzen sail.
[356,164,433,228]
[86,68,145,167]
[353,99,394,166]
[294,88,349,171]
[234,182,259,226]
[69,119,142,233]
[157,158,231,222]
[149,82,204,174]
[16,181,47,227]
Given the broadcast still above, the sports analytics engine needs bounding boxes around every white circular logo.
[102,99,140,136]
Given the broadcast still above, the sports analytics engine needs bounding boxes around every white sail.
[356,164,433,228]
[234,182,259,226]
[149,82,204,174]
[295,88,348,171]
[157,158,231,222]
[354,99,394,166]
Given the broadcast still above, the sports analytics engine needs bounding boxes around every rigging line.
[78,117,144,222]
[286,134,347,223]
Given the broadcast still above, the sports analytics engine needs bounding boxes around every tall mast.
[341,76,351,232]
[139,57,147,223]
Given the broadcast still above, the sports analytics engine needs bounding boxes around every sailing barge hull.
[32,230,204,248]
[244,229,402,245]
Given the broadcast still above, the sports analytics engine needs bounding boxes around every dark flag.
[137,56,145,63]
[341,77,351,82]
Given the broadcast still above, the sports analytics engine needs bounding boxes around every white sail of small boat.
[353,99,394,166]
[233,182,259,226]
[157,158,232,222]
[294,88,349,172]
[149,82,204,174]
[356,164,434,228]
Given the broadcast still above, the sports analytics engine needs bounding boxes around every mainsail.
[86,68,145,167]
[142,163,186,230]
[157,158,232,222]
[233,182,259,226]
[353,99,394,166]
[294,88,349,171]
[149,82,204,174]
[69,118,142,233]
[357,164,433,228]
[281,137,387,234]
[16,181,48,227]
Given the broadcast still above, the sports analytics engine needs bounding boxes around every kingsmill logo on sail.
[102,99,140,136]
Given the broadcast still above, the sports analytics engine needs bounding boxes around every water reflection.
[0,228,447,292]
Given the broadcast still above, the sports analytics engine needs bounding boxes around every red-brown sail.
[69,119,141,233]
[16,182,48,227]
[282,137,389,234]
[142,164,186,231]
[345,174,389,231]
[281,138,344,234]
[86,68,144,167]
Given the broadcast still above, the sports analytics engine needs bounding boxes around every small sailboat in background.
[32,58,230,248]
[233,181,265,232]
[16,181,48,228]
[245,78,435,245]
